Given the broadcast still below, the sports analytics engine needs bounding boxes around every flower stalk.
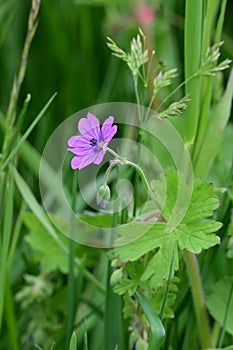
[184,250,212,348]
[106,147,158,207]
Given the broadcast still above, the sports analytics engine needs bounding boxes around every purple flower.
[97,184,111,209]
[67,112,117,170]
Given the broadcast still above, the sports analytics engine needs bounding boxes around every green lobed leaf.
[114,259,148,296]
[115,168,221,288]
[151,167,220,222]
[23,213,69,274]
[115,222,167,261]
[175,221,221,253]
[206,278,233,336]
[141,239,179,284]
[113,279,138,296]
[114,257,178,319]
[183,180,220,222]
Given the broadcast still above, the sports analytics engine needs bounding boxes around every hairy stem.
[106,147,158,207]
[184,250,212,348]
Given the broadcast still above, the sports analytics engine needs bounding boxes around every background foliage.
[0,0,233,349]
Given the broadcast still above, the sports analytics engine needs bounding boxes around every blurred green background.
[1,0,232,147]
[0,0,230,149]
[1,0,233,349]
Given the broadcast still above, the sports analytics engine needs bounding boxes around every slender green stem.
[141,30,146,82]
[104,175,124,350]
[104,162,118,185]
[105,147,126,162]
[133,131,143,216]
[217,279,233,347]
[106,147,158,207]
[133,170,139,217]
[184,250,212,348]
[159,251,174,320]
[145,50,155,86]
[66,169,78,347]
[156,73,197,112]
[144,94,156,123]
[142,50,155,121]
[133,75,144,125]
[125,160,158,205]
[133,76,140,105]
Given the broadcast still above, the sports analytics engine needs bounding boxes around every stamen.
[90,138,98,147]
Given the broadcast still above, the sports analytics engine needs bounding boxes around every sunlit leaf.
[115,168,221,288]
[206,278,233,336]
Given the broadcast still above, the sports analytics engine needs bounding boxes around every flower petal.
[71,151,97,170]
[67,134,92,150]
[93,149,106,165]
[78,151,99,169]
[67,135,87,147]
[71,156,82,170]
[101,116,117,142]
[78,112,101,140]
[67,146,92,156]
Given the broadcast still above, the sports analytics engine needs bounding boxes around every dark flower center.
[90,138,98,147]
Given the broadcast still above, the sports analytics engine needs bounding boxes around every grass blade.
[104,266,124,350]
[4,279,19,350]
[194,68,233,176]
[0,92,57,173]
[136,289,165,350]
[184,0,203,146]
[217,279,233,347]
[0,172,13,331]
[83,321,88,350]
[69,332,77,350]
[215,0,227,43]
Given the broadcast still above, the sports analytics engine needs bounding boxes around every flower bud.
[111,257,121,268]
[136,337,148,350]
[97,184,110,208]
[110,268,123,286]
